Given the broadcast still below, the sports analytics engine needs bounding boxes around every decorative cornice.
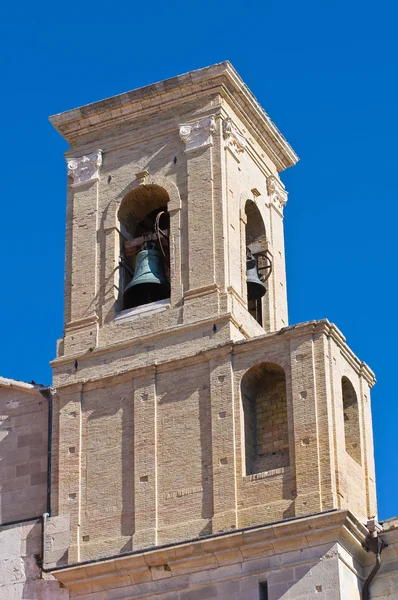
[179,116,216,153]
[67,150,102,187]
[266,175,288,212]
[222,117,247,160]
[47,510,368,592]
[50,62,298,171]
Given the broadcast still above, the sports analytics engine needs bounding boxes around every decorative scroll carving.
[222,117,247,159]
[67,150,102,187]
[179,116,216,152]
[267,175,288,212]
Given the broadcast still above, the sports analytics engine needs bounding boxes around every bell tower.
[48,63,376,570]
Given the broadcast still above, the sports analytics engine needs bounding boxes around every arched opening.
[241,362,289,476]
[245,201,271,327]
[117,185,171,312]
[342,376,361,465]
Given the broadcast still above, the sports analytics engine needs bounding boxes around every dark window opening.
[259,581,268,600]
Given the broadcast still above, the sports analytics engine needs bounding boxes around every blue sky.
[1,1,397,519]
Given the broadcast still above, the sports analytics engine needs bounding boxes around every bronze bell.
[247,252,266,301]
[123,242,170,309]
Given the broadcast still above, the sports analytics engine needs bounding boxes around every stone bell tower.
[45,63,378,598]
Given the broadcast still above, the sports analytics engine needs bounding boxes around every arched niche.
[244,199,269,328]
[241,362,289,476]
[342,376,361,465]
[116,183,176,312]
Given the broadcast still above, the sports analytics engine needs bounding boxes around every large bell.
[247,254,266,301]
[123,243,170,309]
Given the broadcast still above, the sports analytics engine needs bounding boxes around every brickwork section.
[0,382,48,524]
[50,321,376,562]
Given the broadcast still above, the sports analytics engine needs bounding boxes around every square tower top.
[50,61,298,172]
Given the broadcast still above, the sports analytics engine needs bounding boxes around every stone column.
[267,175,289,330]
[209,351,237,531]
[132,368,157,549]
[289,335,322,515]
[180,116,217,296]
[64,151,102,354]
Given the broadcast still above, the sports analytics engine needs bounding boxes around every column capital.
[67,149,102,187]
[222,117,247,160]
[267,175,288,212]
[179,116,216,153]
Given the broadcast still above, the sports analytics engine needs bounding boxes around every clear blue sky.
[1,1,396,520]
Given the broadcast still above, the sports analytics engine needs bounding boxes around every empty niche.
[241,362,289,475]
[342,376,361,465]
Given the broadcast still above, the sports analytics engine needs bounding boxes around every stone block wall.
[0,380,48,525]
[0,519,66,600]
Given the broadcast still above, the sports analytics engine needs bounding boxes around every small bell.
[123,242,170,309]
[246,251,266,301]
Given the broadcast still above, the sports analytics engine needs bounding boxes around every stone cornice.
[49,62,298,172]
[47,510,368,592]
[51,317,375,392]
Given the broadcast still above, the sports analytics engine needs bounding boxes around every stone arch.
[241,362,289,476]
[241,196,269,328]
[118,175,181,218]
[116,178,182,312]
[342,376,361,465]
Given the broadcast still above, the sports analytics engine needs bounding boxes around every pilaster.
[133,371,157,549]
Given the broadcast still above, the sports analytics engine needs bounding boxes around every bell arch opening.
[244,200,271,328]
[241,362,289,476]
[117,185,171,312]
[342,376,361,465]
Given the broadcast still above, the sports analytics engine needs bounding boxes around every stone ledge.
[47,510,368,594]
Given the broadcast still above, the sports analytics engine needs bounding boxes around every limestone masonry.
[1,62,397,599]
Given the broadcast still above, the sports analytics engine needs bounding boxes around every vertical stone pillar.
[209,351,237,531]
[359,372,377,519]
[290,336,322,515]
[223,117,247,300]
[312,332,338,510]
[133,369,157,549]
[267,176,288,330]
[55,384,83,563]
[64,151,102,353]
[180,116,216,294]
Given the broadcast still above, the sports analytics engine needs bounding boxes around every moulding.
[267,175,288,213]
[179,116,216,152]
[223,117,247,160]
[66,150,102,187]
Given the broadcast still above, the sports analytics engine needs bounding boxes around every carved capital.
[222,117,247,159]
[67,150,102,187]
[267,175,288,212]
[179,116,216,153]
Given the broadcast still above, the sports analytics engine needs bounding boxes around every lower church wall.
[0,519,66,600]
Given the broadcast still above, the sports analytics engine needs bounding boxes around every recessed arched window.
[244,200,271,328]
[241,362,289,476]
[342,376,361,465]
[117,185,170,312]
